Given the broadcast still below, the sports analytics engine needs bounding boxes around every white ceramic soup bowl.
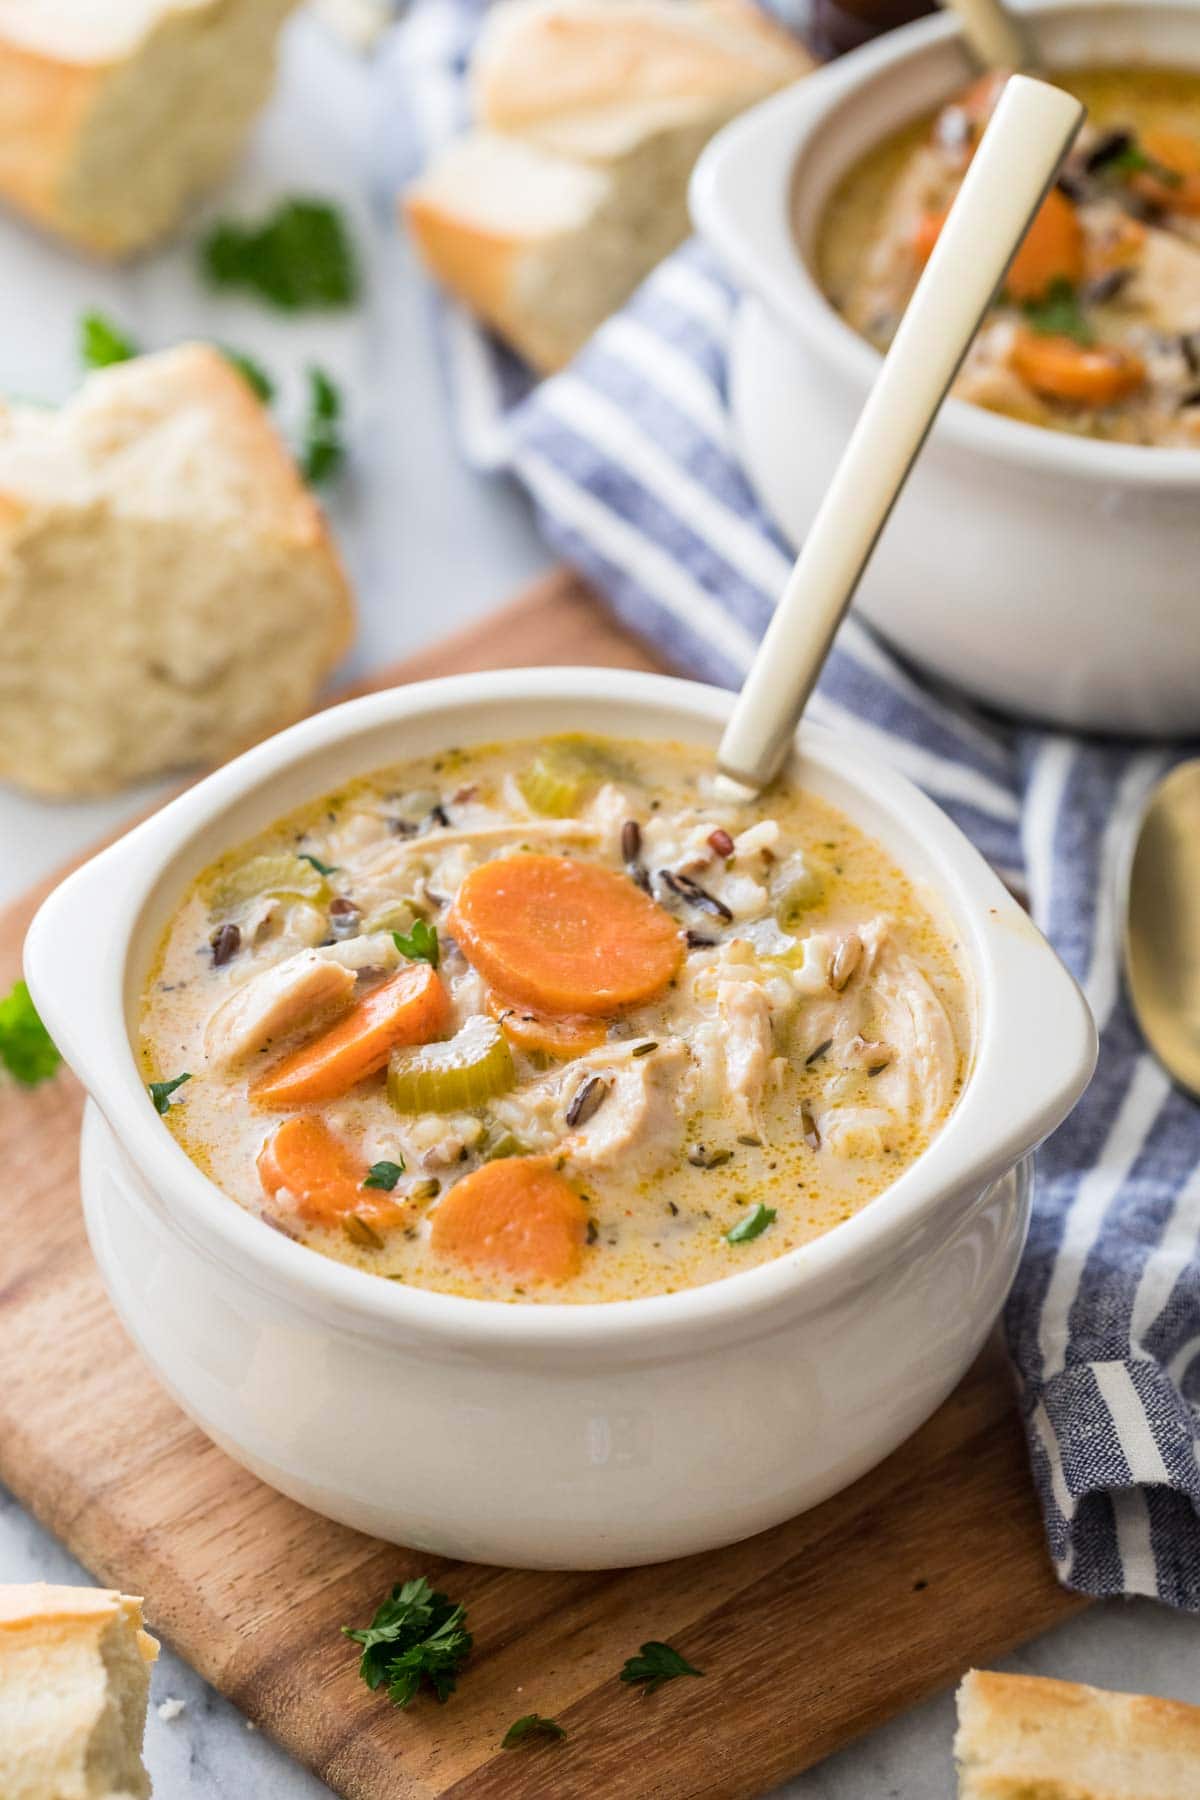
[24,670,1095,1569]
[691,0,1200,737]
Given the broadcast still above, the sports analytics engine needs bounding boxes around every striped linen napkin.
[383,0,1200,1608]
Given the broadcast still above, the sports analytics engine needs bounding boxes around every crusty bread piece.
[956,1669,1200,1798]
[0,0,299,256]
[404,0,811,372]
[0,1584,159,1800]
[0,344,354,797]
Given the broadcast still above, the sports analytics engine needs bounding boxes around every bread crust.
[473,0,811,139]
[956,1669,1200,1798]
[403,0,810,369]
[0,345,354,797]
[0,0,299,256]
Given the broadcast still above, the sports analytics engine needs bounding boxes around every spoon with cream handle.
[1123,760,1200,1099]
[941,0,1034,76]
[717,73,1083,796]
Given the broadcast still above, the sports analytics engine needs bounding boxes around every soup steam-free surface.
[140,735,970,1303]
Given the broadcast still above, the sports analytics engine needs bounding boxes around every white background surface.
[1,10,1196,1797]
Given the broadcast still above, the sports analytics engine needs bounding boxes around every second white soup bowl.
[691,0,1200,736]
[24,671,1096,1568]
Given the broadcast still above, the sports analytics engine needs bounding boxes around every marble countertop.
[1,11,1196,1796]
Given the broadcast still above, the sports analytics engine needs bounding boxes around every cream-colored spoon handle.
[943,0,1033,72]
[717,74,1083,792]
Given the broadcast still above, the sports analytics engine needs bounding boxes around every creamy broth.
[817,67,1200,445]
[140,735,970,1303]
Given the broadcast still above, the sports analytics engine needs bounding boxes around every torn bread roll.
[404,0,811,372]
[0,344,353,797]
[956,1668,1200,1798]
[0,1584,159,1800]
[0,0,299,256]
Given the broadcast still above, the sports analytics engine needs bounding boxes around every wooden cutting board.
[0,570,1084,1800]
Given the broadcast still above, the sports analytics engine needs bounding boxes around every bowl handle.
[23,832,147,1102]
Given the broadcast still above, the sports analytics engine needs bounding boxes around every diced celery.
[516,736,633,817]
[362,898,420,935]
[775,866,826,931]
[388,1016,515,1114]
[211,853,329,910]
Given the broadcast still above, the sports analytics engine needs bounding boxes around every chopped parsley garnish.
[301,366,346,484]
[79,313,276,406]
[297,851,337,876]
[148,1072,191,1115]
[502,1713,567,1749]
[726,1202,776,1244]
[81,311,137,369]
[0,980,61,1086]
[218,345,275,403]
[200,199,359,310]
[343,1576,472,1708]
[619,1641,704,1695]
[363,1159,404,1191]
[1019,277,1094,346]
[1106,138,1183,188]
[393,919,439,969]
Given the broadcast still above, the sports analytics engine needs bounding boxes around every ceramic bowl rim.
[25,668,1095,1354]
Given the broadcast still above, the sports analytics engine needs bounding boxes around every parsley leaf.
[726,1202,776,1244]
[81,311,137,369]
[1106,138,1184,188]
[1019,277,1094,346]
[619,1641,704,1695]
[0,980,61,1086]
[200,199,359,310]
[218,345,276,403]
[148,1073,191,1115]
[343,1576,472,1708]
[502,1713,566,1748]
[297,851,337,876]
[78,312,276,403]
[301,366,346,484]
[363,1159,404,1191]
[393,919,439,969]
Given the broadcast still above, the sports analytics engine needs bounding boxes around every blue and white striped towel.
[382,0,1200,1608]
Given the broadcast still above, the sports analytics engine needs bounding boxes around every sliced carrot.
[448,855,682,1017]
[1003,187,1084,301]
[912,208,948,267]
[1132,128,1200,216]
[429,1157,588,1284]
[1009,329,1145,406]
[252,963,450,1107]
[486,988,607,1059]
[258,1116,402,1228]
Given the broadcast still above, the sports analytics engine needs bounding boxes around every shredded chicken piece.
[717,970,776,1135]
[563,1040,691,1175]
[204,949,356,1069]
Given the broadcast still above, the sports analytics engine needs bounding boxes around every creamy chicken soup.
[818,67,1200,445]
[140,736,970,1303]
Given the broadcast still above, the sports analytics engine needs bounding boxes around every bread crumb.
[157,1696,186,1721]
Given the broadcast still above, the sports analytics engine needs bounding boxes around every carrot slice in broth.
[430,1157,588,1285]
[448,855,682,1017]
[486,988,608,1059]
[258,1116,401,1228]
[252,962,450,1107]
[1009,329,1145,405]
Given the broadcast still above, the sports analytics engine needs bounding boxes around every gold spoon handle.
[716,74,1084,793]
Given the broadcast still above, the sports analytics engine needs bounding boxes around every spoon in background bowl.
[716,71,1083,797]
[940,0,1034,75]
[1124,761,1200,1099]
